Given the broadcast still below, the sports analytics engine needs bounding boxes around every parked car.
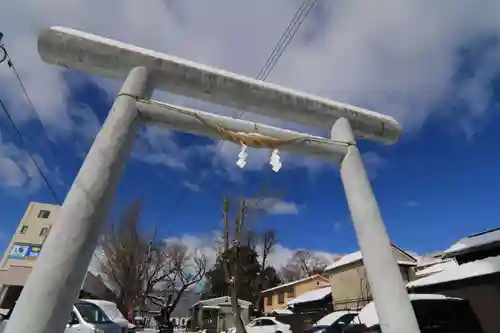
[67,300,123,333]
[83,299,136,333]
[304,310,359,333]
[0,300,122,333]
[246,317,292,333]
[346,294,484,333]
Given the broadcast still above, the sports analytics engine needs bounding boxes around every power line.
[236,0,319,210]
[0,100,62,205]
[1,39,63,161]
[164,0,319,217]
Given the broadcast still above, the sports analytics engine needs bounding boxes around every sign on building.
[8,243,42,260]
[26,245,42,260]
[9,243,30,259]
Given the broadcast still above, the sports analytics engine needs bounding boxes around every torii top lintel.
[38,26,402,145]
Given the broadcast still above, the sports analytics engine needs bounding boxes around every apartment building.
[0,202,114,309]
[260,274,330,314]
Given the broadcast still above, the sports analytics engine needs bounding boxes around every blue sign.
[9,243,30,259]
[8,243,42,260]
[26,245,42,260]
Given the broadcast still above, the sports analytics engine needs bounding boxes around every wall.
[329,262,371,310]
[262,276,330,314]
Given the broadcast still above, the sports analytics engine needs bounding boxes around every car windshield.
[75,302,113,324]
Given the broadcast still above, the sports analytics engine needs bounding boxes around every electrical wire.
[3,49,62,161]
[0,100,62,205]
[235,0,319,210]
[164,0,320,218]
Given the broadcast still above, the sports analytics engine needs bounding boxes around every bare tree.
[280,250,329,282]
[100,199,171,316]
[148,242,207,327]
[255,230,277,314]
[100,199,207,324]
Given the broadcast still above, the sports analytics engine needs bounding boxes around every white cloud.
[0,131,50,192]
[333,222,342,231]
[266,244,342,270]
[1,0,499,179]
[182,181,202,192]
[247,197,300,215]
[165,232,221,268]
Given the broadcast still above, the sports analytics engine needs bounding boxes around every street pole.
[331,117,420,333]
[4,66,153,333]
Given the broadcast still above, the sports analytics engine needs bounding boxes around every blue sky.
[2,1,500,265]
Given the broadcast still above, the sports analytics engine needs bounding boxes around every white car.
[0,300,121,333]
[245,317,292,333]
[82,299,135,333]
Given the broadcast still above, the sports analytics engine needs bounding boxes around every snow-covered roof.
[354,294,463,327]
[325,249,416,271]
[415,260,458,278]
[325,251,363,271]
[287,287,331,306]
[444,228,500,256]
[260,275,328,294]
[407,255,500,288]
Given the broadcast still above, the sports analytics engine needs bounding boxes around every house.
[407,228,500,333]
[189,296,252,333]
[325,244,417,311]
[260,275,330,315]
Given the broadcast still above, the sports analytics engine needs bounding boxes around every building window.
[266,296,272,305]
[20,226,28,234]
[278,292,285,304]
[37,210,50,219]
[39,227,49,237]
[286,288,295,298]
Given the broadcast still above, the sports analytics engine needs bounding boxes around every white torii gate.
[4,27,420,333]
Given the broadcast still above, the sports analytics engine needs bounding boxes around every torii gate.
[4,27,420,333]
